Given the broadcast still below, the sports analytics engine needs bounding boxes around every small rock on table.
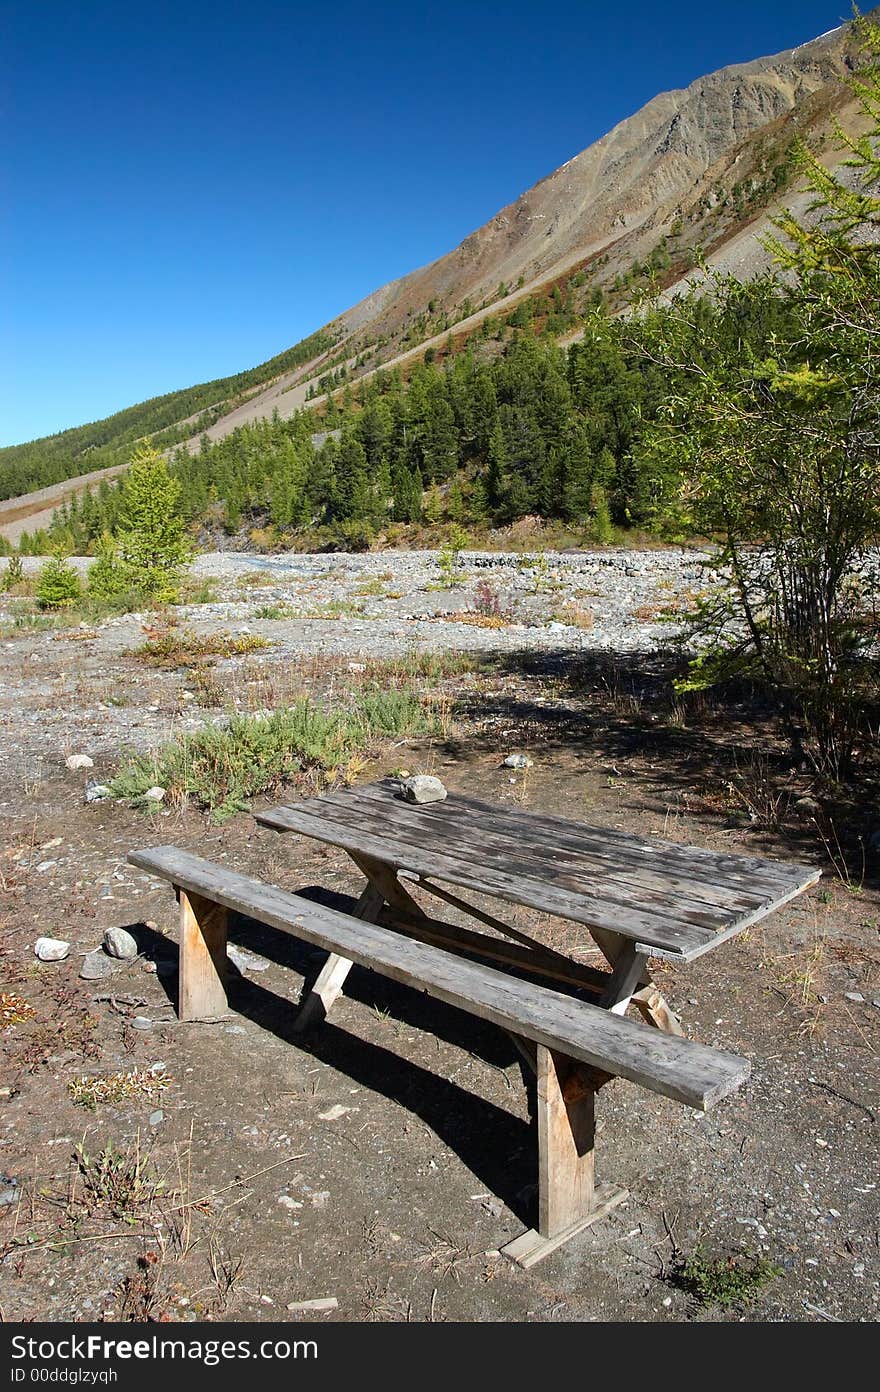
[401,774,447,804]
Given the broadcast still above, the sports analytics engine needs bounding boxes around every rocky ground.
[0,548,704,783]
[0,548,877,1324]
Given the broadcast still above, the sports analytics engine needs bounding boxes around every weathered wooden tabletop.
[256,779,820,961]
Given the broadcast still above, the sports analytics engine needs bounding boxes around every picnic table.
[131,777,819,1266]
[257,778,818,1012]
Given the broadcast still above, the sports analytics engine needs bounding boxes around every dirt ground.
[1,613,878,1324]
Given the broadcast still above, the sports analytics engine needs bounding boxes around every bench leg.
[179,889,228,1022]
[502,1045,628,1268]
[292,881,384,1033]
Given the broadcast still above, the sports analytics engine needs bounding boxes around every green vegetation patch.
[111,690,439,821]
[133,628,272,666]
[667,1246,782,1309]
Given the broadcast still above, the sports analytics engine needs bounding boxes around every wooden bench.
[129,844,751,1266]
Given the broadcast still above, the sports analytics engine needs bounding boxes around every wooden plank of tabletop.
[257,802,717,958]
[355,780,818,899]
[314,785,785,919]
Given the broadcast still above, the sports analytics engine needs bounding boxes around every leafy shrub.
[667,1246,781,1309]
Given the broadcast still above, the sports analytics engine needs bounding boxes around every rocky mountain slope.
[1,14,871,527]
[337,23,858,338]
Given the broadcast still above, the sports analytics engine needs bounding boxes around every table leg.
[501,1044,628,1268]
[292,880,384,1033]
[590,926,684,1036]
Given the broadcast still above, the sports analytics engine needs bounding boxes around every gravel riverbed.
[0,548,711,780]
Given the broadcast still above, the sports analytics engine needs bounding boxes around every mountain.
[0,13,871,526]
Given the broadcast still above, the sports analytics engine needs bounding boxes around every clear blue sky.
[2,0,849,447]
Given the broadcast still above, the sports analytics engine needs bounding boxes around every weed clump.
[133,627,271,666]
[68,1067,173,1110]
[667,1246,782,1308]
[0,992,36,1030]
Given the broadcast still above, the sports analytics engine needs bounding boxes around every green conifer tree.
[115,446,192,600]
[36,555,81,609]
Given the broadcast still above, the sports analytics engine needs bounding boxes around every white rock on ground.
[34,937,70,962]
[144,786,166,802]
[103,926,138,959]
[65,754,94,771]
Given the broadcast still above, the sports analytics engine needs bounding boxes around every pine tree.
[115,446,192,600]
[331,433,370,521]
[36,555,81,609]
[561,422,594,521]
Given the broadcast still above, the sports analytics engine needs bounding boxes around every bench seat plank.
[128,845,750,1111]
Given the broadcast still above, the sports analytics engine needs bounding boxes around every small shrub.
[437,526,470,587]
[1,554,25,592]
[36,556,81,609]
[74,1139,164,1221]
[87,533,128,601]
[473,577,506,619]
[331,519,374,552]
[253,603,295,620]
[667,1246,782,1308]
[133,628,271,666]
[357,688,433,738]
[113,690,438,821]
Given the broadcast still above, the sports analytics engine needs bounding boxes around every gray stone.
[79,949,117,981]
[85,781,112,803]
[131,1016,153,1031]
[65,754,94,771]
[35,860,57,874]
[0,1189,19,1207]
[844,992,865,1004]
[103,927,138,960]
[503,753,533,769]
[34,936,70,962]
[401,774,447,804]
[795,796,822,815]
[227,944,271,972]
[144,786,166,802]
[149,1110,164,1126]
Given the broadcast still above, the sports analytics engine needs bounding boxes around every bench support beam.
[179,889,229,1022]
